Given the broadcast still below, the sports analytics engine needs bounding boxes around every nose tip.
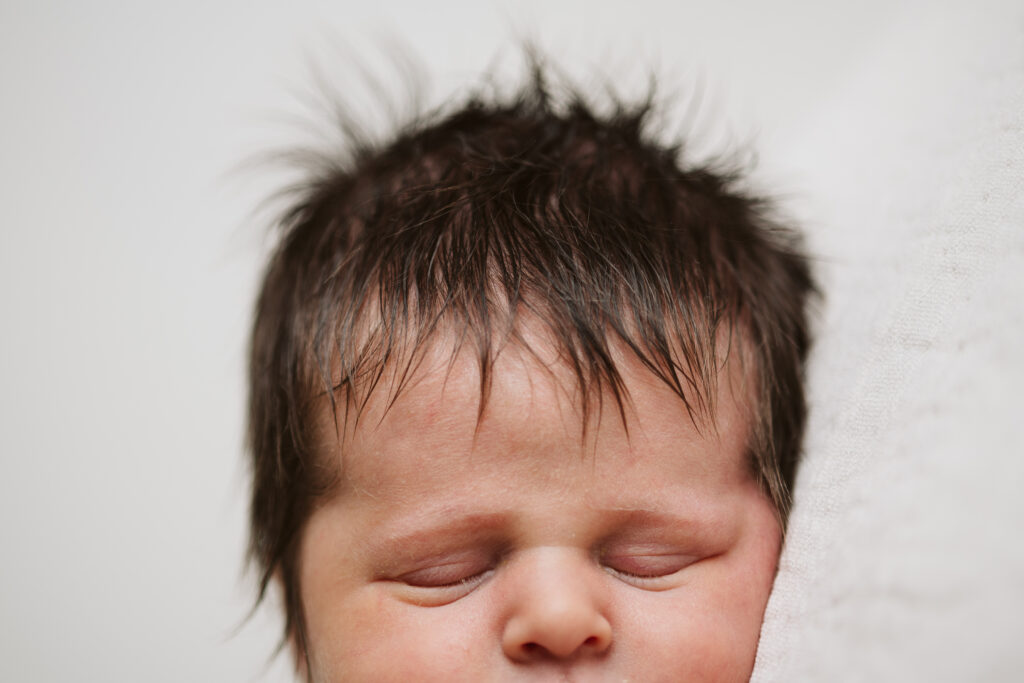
[501,555,613,662]
[503,610,613,661]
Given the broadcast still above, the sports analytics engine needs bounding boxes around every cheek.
[305,590,491,683]
[613,585,761,682]
[621,514,779,681]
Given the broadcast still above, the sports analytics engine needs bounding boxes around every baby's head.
[248,73,813,681]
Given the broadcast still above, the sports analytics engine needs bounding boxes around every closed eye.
[600,548,698,587]
[397,561,493,589]
[387,556,496,606]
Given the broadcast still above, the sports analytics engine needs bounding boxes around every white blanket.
[752,3,1024,681]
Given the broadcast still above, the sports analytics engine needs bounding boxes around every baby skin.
[297,335,780,682]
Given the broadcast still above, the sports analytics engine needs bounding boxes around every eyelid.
[397,559,493,589]
[388,559,494,607]
[599,544,698,583]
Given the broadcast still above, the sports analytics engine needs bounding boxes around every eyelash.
[397,563,495,590]
[394,551,694,601]
[601,563,681,587]
[599,555,695,586]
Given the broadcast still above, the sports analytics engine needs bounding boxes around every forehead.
[313,330,754,506]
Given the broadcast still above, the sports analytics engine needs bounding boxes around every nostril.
[502,602,614,661]
[519,635,603,659]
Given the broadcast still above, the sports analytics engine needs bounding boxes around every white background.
[2,2,1019,682]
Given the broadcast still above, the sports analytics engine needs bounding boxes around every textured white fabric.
[751,4,1024,682]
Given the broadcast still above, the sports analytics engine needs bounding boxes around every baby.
[247,70,813,682]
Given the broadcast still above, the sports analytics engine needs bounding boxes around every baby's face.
[297,339,780,682]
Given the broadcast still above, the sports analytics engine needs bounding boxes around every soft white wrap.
[752,4,1024,681]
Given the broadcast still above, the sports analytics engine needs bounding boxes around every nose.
[501,549,613,662]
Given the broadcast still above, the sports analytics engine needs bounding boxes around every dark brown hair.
[247,67,814,656]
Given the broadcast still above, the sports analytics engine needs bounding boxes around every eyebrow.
[367,511,512,564]
[594,506,731,540]
[369,503,724,556]
[598,507,705,526]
